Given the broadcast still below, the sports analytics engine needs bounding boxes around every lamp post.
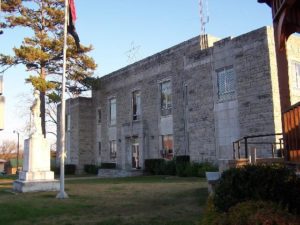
[13,130,20,173]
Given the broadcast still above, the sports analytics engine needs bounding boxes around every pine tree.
[0,0,97,137]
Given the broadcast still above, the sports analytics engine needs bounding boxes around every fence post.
[233,142,236,160]
[238,141,241,159]
[250,147,256,164]
[244,137,248,158]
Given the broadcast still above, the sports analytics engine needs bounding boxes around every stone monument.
[13,90,59,192]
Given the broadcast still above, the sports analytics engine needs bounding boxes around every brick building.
[57,27,300,173]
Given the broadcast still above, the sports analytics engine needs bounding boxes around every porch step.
[98,169,143,178]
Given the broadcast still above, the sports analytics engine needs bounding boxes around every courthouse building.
[58,27,300,173]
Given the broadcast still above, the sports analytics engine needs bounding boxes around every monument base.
[19,171,55,181]
[13,179,59,193]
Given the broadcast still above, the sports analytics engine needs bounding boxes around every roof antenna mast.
[199,0,209,49]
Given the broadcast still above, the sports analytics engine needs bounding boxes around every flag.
[67,0,81,52]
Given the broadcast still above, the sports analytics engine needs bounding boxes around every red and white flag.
[67,0,81,51]
[69,0,77,23]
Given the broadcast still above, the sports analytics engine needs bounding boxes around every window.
[97,108,102,124]
[110,140,117,160]
[132,90,141,121]
[217,67,235,101]
[109,98,116,126]
[160,80,172,116]
[66,114,71,131]
[160,135,174,160]
[292,61,300,88]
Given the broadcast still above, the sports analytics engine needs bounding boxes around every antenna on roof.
[199,0,209,49]
[199,0,209,35]
[125,41,141,65]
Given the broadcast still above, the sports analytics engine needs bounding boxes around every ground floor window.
[161,135,174,160]
[131,138,140,169]
[110,140,117,160]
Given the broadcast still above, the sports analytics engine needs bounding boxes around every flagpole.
[56,0,69,199]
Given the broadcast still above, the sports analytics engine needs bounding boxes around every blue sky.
[0,0,272,143]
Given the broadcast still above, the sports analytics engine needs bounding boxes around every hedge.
[213,164,300,214]
[55,164,76,175]
[144,157,217,177]
[100,162,116,169]
[201,199,300,225]
[84,164,99,174]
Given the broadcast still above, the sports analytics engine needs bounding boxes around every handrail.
[233,133,283,160]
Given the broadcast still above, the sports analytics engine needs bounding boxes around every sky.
[0,0,272,145]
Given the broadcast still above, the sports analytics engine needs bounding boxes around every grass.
[0,176,208,225]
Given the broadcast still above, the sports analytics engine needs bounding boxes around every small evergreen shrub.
[53,165,76,175]
[144,157,217,177]
[100,163,116,169]
[163,160,176,175]
[198,162,218,177]
[144,159,164,175]
[65,164,76,175]
[175,155,190,177]
[84,164,99,174]
[175,155,190,164]
[201,200,300,225]
[213,164,300,214]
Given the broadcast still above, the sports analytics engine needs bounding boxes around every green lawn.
[0,176,208,225]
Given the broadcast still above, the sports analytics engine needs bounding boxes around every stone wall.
[60,26,300,173]
[57,97,94,173]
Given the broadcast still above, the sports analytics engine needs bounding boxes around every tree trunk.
[40,67,46,138]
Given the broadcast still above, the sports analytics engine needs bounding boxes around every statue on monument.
[30,90,42,135]
[13,89,59,193]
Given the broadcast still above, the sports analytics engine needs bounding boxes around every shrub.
[198,162,218,177]
[65,164,76,175]
[100,163,116,169]
[175,155,190,177]
[144,158,218,177]
[226,201,299,225]
[201,200,300,225]
[84,164,99,174]
[163,160,176,175]
[213,164,300,214]
[175,155,190,164]
[144,159,165,175]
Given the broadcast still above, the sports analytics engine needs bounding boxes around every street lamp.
[13,130,20,173]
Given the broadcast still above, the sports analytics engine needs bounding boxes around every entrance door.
[132,139,140,169]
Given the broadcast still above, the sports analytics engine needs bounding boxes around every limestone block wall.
[57,97,94,173]
[61,26,300,172]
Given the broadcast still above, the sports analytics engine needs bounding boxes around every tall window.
[66,114,71,131]
[161,135,174,160]
[292,61,300,89]
[110,140,117,160]
[217,67,235,102]
[132,90,141,121]
[160,80,172,116]
[109,98,116,126]
[97,108,102,124]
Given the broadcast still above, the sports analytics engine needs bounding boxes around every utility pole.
[13,130,20,173]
